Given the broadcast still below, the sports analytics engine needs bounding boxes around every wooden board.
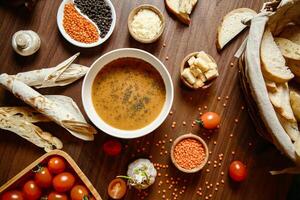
[0,150,102,200]
[0,0,294,199]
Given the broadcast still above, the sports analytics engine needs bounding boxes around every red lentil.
[173,138,206,170]
[63,3,99,43]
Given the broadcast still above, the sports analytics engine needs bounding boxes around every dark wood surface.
[0,0,294,199]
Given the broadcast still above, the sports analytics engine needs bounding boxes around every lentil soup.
[92,57,166,130]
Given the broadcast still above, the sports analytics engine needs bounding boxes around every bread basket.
[238,0,300,165]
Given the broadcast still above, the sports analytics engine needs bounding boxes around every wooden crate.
[0,150,102,200]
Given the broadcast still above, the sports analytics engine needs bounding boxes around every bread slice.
[268,83,296,122]
[265,79,277,93]
[279,25,300,45]
[274,37,300,61]
[165,0,197,25]
[287,58,300,77]
[290,90,300,121]
[216,8,256,51]
[260,28,294,83]
[277,113,300,142]
[294,138,300,157]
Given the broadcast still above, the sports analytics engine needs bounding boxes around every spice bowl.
[171,134,209,173]
[57,0,116,48]
[180,52,218,89]
[128,4,165,44]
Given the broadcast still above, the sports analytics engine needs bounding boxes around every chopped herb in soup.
[92,57,166,130]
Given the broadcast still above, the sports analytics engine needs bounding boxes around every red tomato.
[1,190,24,200]
[229,160,247,182]
[48,156,66,174]
[53,172,75,192]
[196,112,221,129]
[48,192,68,200]
[70,185,89,200]
[103,140,122,156]
[34,166,52,188]
[107,178,127,199]
[22,180,41,200]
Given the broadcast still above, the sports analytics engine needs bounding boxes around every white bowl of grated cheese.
[128,4,165,43]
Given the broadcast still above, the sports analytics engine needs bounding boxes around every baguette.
[290,90,300,122]
[268,83,296,122]
[260,28,294,83]
[279,25,300,45]
[287,59,300,77]
[274,37,300,61]
[265,79,277,93]
[277,113,300,142]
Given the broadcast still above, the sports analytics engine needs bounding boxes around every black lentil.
[74,0,112,38]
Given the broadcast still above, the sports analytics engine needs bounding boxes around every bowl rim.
[56,0,116,48]
[128,4,165,44]
[180,52,217,90]
[170,134,209,173]
[82,48,174,139]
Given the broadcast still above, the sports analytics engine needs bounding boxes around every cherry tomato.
[103,140,122,156]
[34,166,52,188]
[70,185,89,200]
[107,178,127,199]
[22,180,41,200]
[48,156,66,174]
[1,190,24,200]
[229,160,247,182]
[196,112,221,129]
[48,192,68,200]
[53,172,75,192]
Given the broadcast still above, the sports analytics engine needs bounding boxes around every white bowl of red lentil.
[82,48,174,139]
[57,0,116,48]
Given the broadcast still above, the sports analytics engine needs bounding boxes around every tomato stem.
[195,119,203,127]
[32,164,43,173]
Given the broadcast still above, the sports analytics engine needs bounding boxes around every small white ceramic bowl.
[82,48,174,139]
[57,0,116,48]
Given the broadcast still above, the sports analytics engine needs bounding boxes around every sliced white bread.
[279,26,300,76]
[165,0,197,25]
[268,83,296,122]
[279,25,300,45]
[265,78,277,93]
[274,37,300,61]
[277,113,300,142]
[216,8,257,51]
[290,90,300,122]
[287,59,300,77]
[260,28,294,83]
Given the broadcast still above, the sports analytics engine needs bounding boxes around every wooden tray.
[0,150,103,200]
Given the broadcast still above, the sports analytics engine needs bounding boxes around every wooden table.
[0,0,294,199]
